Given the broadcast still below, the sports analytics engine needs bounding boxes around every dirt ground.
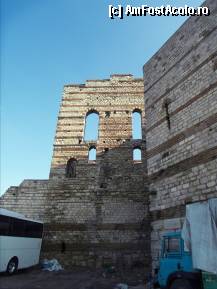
[0,267,150,289]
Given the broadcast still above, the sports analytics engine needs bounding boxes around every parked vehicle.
[156,231,203,289]
[155,199,217,289]
[0,208,43,274]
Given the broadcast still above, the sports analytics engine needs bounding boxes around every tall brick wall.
[143,0,217,271]
[1,75,150,271]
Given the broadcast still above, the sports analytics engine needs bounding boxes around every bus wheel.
[6,257,18,275]
[170,279,193,289]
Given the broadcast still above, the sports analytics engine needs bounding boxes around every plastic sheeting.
[182,198,217,274]
[41,259,63,271]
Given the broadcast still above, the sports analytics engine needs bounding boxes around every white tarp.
[41,259,63,271]
[181,198,217,274]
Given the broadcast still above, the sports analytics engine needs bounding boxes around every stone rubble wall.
[1,74,150,271]
[0,180,50,221]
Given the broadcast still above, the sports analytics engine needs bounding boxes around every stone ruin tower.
[1,74,150,271]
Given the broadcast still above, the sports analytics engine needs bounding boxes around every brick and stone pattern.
[1,74,150,271]
[143,0,217,271]
[1,0,217,274]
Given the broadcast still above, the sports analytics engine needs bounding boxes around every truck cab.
[157,231,202,289]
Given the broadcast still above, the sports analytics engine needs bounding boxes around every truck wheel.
[6,257,18,275]
[170,279,193,289]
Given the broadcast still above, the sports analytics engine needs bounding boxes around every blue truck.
[155,231,202,289]
[155,231,217,289]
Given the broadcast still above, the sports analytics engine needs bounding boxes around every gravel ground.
[0,267,149,289]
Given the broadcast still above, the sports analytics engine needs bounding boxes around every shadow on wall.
[0,139,150,271]
[50,138,147,188]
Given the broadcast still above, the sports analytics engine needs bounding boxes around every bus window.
[26,221,43,238]
[11,218,25,237]
[0,215,10,236]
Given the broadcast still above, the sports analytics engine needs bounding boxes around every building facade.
[143,0,217,270]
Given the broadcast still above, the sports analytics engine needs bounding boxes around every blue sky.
[1,0,203,195]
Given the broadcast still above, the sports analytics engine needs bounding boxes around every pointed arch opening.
[66,158,77,178]
[133,147,142,162]
[132,109,142,139]
[84,110,99,141]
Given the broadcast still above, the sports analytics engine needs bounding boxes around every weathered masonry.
[1,0,217,274]
[143,0,217,271]
[0,75,150,270]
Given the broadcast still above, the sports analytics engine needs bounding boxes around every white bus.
[0,208,43,274]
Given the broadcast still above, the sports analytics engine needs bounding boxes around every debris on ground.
[0,266,150,289]
[41,258,63,271]
[114,283,128,289]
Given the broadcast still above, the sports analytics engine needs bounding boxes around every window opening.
[133,147,142,161]
[163,99,171,130]
[132,110,142,139]
[66,158,77,178]
[84,111,99,141]
[88,147,96,162]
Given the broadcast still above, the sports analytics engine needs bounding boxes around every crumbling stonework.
[1,75,150,271]
[143,0,217,271]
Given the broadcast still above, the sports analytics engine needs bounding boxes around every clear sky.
[1,0,204,195]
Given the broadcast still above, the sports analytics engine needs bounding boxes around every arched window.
[65,158,77,178]
[133,147,142,162]
[88,146,96,162]
[84,110,99,141]
[132,109,142,139]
